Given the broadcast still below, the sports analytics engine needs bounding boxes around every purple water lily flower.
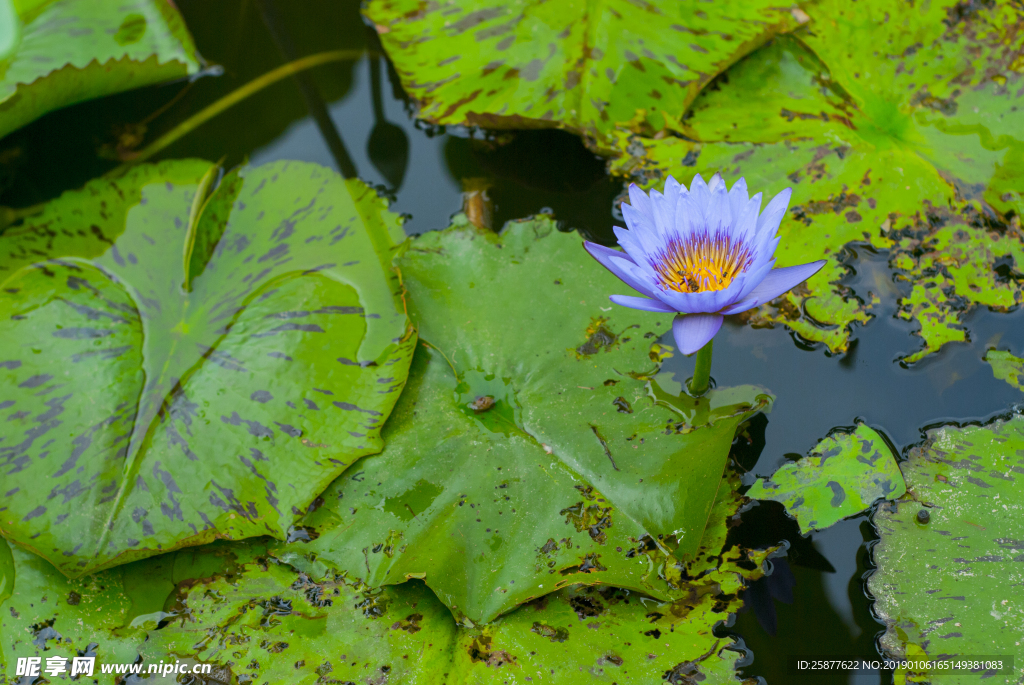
[585,173,825,356]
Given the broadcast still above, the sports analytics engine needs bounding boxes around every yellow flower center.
[653,232,753,293]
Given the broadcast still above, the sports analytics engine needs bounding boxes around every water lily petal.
[672,188,703,242]
[688,173,710,214]
[706,173,731,232]
[585,241,664,299]
[722,261,826,314]
[650,187,677,243]
[755,187,792,238]
[621,203,663,256]
[628,182,656,226]
[732,259,775,303]
[728,177,750,225]
[732,193,762,244]
[672,313,724,355]
[609,294,677,313]
[655,273,747,314]
[584,240,636,266]
[612,225,650,264]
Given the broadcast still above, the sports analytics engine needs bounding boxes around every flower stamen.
[652,231,752,293]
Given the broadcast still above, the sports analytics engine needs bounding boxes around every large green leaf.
[144,470,772,684]
[274,216,771,623]
[0,160,416,577]
[609,0,1024,360]
[0,0,200,140]
[364,0,807,145]
[747,424,905,534]
[868,416,1024,681]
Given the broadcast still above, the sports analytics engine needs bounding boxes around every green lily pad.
[274,216,771,623]
[986,349,1024,391]
[0,0,201,140]
[0,538,146,675]
[608,0,1024,360]
[364,0,806,145]
[0,536,270,678]
[0,160,416,577]
[144,469,773,684]
[868,416,1024,678]
[747,424,905,534]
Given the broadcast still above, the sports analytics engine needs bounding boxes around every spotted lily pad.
[608,0,1024,359]
[747,424,905,534]
[274,217,771,623]
[0,537,272,678]
[986,349,1024,391]
[0,0,201,140]
[0,160,416,577]
[868,416,1024,677]
[0,538,146,675]
[144,469,772,684]
[364,0,807,146]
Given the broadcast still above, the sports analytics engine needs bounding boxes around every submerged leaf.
[364,0,806,145]
[747,424,905,534]
[0,0,201,140]
[274,217,771,623]
[985,349,1024,391]
[868,416,1024,677]
[0,160,416,576]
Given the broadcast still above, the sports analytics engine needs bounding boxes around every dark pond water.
[4,1,1022,683]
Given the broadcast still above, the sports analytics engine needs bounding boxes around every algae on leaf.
[869,416,1024,680]
[609,0,1024,360]
[0,160,416,577]
[275,217,771,623]
[748,424,905,534]
[364,0,806,146]
[0,0,201,140]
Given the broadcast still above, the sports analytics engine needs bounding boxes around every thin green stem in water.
[106,49,366,177]
[688,339,713,396]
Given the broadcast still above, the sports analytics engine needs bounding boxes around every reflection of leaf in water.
[273,217,771,623]
[0,0,201,140]
[0,160,415,576]
[869,416,1024,676]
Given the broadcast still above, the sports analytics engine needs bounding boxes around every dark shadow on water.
[724,501,892,684]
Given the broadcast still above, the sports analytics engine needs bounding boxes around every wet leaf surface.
[273,216,771,623]
[364,0,806,146]
[142,469,771,684]
[868,416,1024,677]
[0,160,416,576]
[608,0,1024,360]
[747,424,905,534]
[0,0,200,140]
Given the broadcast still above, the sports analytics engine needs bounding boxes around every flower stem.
[688,339,713,396]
